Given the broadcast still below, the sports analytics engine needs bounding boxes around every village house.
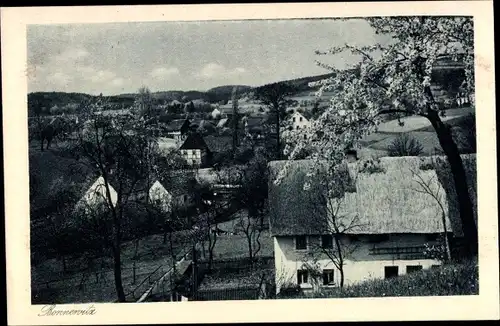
[148,171,198,213]
[179,132,212,167]
[164,118,191,142]
[268,154,477,295]
[289,111,310,131]
[211,107,221,119]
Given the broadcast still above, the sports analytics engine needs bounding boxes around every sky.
[27,19,390,96]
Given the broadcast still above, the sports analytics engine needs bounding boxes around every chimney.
[345,149,358,163]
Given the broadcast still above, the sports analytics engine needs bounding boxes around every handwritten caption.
[38,304,96,317]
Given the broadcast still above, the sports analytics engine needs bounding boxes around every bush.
[358,158,386,174]
[387,133,424,157]
[289,261,478,299]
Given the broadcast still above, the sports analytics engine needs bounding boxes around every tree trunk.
[112,244,126,302]
[61,256,67,272]
[339,265,345,289]
[132,239,139,284]
[275,106,281,160]
[246,233,253,262]
[427,109,478,257]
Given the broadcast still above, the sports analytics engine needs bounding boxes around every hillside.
[27,72,337,114]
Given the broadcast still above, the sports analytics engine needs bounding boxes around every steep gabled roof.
[179,133,210,151]
[164,119,185,132]
[268,155,477,236]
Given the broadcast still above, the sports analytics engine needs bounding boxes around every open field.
[31,230,192,304]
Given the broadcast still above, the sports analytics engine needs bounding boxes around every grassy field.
[31,211,273,303]
[31,230,192,304]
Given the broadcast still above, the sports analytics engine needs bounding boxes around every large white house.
[268,155,477,295]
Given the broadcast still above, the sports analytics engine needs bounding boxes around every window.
[322,269,334,285]
[296,125,300,130]
[406,265,423,274]
[426,234,438,242]
[300,117,303,122]
[293,117,296,122]
[321,235,333,249]
[297,270,309,284]
[384,266,399,279]
[368,234,389,243]
[295,235,307,250]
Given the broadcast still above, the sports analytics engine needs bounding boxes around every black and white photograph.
[3,1,498,324]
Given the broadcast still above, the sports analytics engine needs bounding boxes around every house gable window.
[406,265,423,274]
[300,117,303,122]
[297,269,309,285]
[322,269,334,285]
[384,266,399,279]
[321,235,333,249]
[295,235,307,250]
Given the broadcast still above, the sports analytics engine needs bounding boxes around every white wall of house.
[273,234,443,294]
[290,112,310,131]
[149,180,173,211]
[211,108,221,119]
[76,176,118,211]
[180,148,204,166]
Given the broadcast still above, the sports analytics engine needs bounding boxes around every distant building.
[289,111,310,131]
[179,133,211,167]
[165,119,191,142]
[148,171,198,213]
[211,108,221,119]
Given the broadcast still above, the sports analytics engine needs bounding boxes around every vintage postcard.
[2,1,499,325]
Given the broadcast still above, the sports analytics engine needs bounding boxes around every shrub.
[358,158,386,174]
[387,133,424,157]
[290,260,478,299]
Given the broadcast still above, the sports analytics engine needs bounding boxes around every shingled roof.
[268,154,477,237]
[179,133,210,151]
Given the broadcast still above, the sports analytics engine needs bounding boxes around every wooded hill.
[27,72,339,115]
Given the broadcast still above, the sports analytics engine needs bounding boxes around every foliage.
[279,260,478,299]
[357,158,386,174]
[423,234,449,261]
[278,16,477,257]
[452,113,476,154]
[387,133,424,157]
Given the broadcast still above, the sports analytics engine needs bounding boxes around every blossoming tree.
[280,17,477,257]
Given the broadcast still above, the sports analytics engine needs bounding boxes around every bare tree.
[410,157,452,262]
[68,107,158,302]
[304,163,363,288]
[233,149,269,263]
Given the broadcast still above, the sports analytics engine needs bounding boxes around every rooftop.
[268,154,477,236]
